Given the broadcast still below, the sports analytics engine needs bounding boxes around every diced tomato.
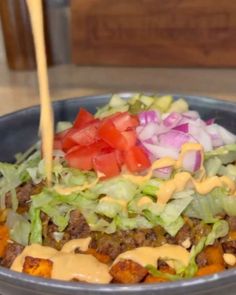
[70,120,100,146]
[93,152,120,179]
[54,128,72,151]
[61,128,78,152]
[65,140,110,171]
[121,130,137,149]
[66,145,81,154]
[53,138,63,150]
[55,128,70,140]
[73,108,94,129]
[98,120,128,151]
[65,144,100,170]
[106,112,139,132]
[124,146,151,173]
[94,140,114,154]
[115,150,124,167]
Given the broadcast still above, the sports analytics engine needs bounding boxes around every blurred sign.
[71,0,236,67]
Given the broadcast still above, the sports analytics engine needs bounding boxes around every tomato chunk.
[60,128,78,152]
[65,140,110,171]
[65,145,99,170]
[124,146,151,172]
[121,130,137,149]
[108,112,139,131]
[115,150,124,167]
[70,120,100,146]
[93,152,120,179]
[98,120,128,151]
[73,108,94,129]
[53,138,63,150]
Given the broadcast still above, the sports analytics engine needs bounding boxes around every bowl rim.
[1,92,236,293]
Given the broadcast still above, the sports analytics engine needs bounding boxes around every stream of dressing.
[26,0,54,185]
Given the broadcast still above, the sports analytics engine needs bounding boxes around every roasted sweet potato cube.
[110,259,148,284]
[196,264,225,277]
[204,245,224,266]
[229,231,236,240]
[144,274,169,283]
[85,248,111,264]
[144,263,175,283]
[158,264,176,275]
[23,256,53,278]
[0,225,9,257]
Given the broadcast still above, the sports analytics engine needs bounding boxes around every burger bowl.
[0,93,236,295]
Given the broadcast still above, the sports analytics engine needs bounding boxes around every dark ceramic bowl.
[1,93,236,295]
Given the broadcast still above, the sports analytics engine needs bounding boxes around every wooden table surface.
[1,63,236,115]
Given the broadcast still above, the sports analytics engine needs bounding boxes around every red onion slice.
[182,150,202,173]
[159,130,196,151]
[206,124,224,148]
[138,110,161,125]
[182,111,200,120]
[143,142,179,159]
[189,123,212,151]
[217,125,236,145]
[173,123,189,133]
[163,112,183,129]
[153,166,173,179]
[137,123,159,141]
[205,118,215,126]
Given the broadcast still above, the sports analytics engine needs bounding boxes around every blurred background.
[0,0,236,115]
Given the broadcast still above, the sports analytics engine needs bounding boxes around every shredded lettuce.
[146,265,182,281]
[0,163,21,209]
[218,164,236,181]
[128,195,162,216]
[205,144,236,164]
[144,211,184,237]
[6,210,30,245]
[26,159,45,185]
[204,157,222,177]
[18,150,41,182]
[29,207,42,244]
[115,215,152,231]
[141,179,161,197]
[96,197,127,218]
[128,193,192,236]
[29,188,98,244]
[172,190,195,200]
[90,219,117,234]
[161,217,185,237]
[204,149,236,180]
[0,149,42,210]
[160,196,193,225]
[143,194,192,236]
[61,169,87,186]
[184,188,236,222]
[183,237,206,278]
[205,220,229,245]
[92,177,137,201]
